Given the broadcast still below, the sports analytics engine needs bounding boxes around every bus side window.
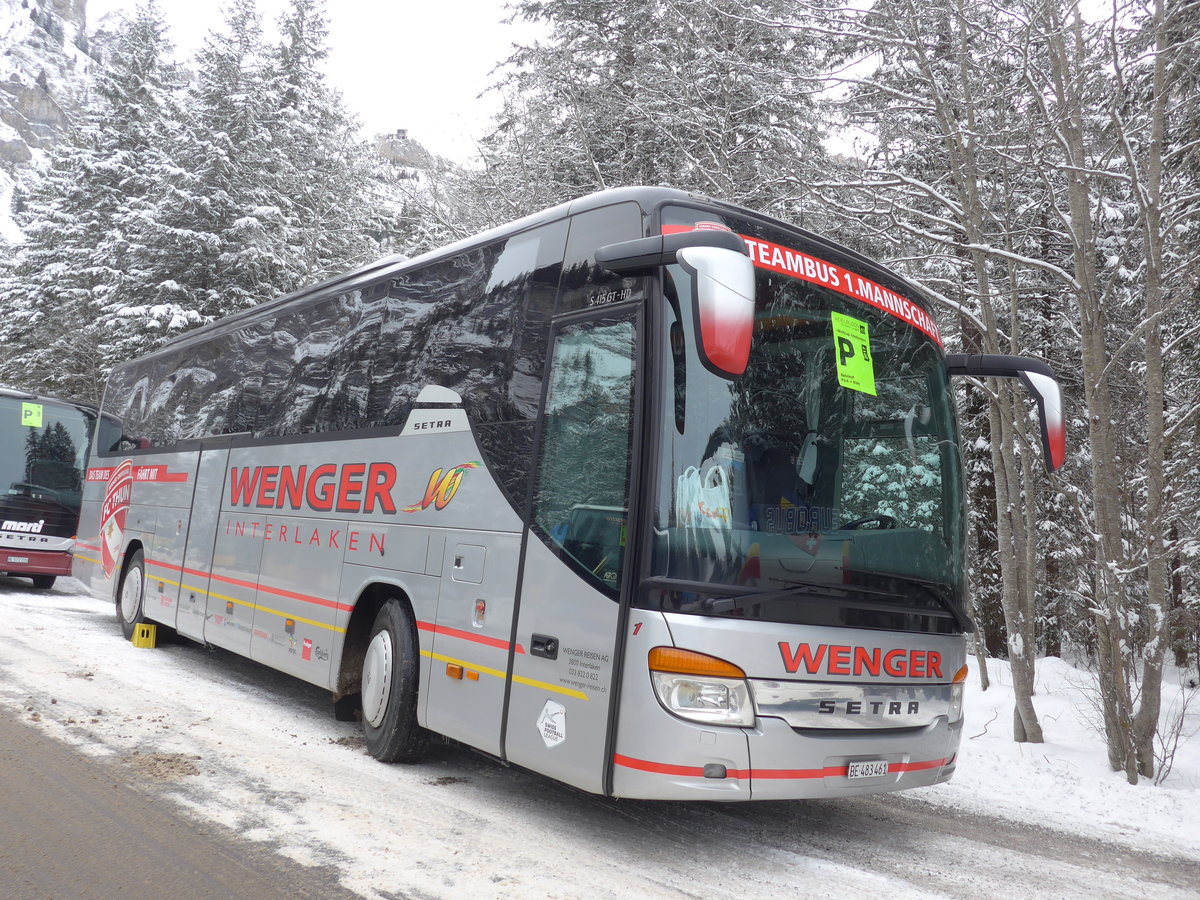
[258,289,380,437]
[532,314,636,595]
[368,222,567,507]
[557,203,645,315]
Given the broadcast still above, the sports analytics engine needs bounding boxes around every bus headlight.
[648,647,754,727]
[948,665,968,723]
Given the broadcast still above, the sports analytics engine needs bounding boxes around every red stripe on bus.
[613,754,951,780]
[417,620,526,654]
[145,557,354,613]
[891,757,950,773]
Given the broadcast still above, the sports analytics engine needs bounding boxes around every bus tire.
[117,549,150,640]
[30,575,56,590]
[361,600,429,763]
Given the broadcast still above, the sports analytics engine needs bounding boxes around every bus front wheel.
[361,600,429,763]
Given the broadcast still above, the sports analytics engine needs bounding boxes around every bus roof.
[0,385,99,413]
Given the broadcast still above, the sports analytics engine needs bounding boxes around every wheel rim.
[362,629,394,728]
[120,565,144,623]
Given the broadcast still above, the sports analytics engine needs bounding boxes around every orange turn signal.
[952,665,969,684]
[648,646,745,679]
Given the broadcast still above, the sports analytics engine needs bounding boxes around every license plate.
[847,759,890,779]
[7,556,29,565]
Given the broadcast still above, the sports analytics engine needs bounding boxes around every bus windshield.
[648,212,966,634]
[0,394,97,540]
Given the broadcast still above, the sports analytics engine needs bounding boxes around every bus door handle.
[530,634,559,660]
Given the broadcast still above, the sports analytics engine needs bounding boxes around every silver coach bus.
[73,187,1064,800]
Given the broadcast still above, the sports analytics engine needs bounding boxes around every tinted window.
[556,203,646,314]
[368,223,565,429]
[98,219,568,495]
[258,285,386,437]
[102,323,267,449]
[368,222,566,503]
[532,313,637,594]
[0,397,93,537]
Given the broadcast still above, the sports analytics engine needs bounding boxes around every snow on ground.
[908,654,1199,853]
[0,578,1196,899]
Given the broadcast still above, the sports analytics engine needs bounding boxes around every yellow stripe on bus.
[91,567,345,635]
[252,601,344,633]
[421,650,589,701]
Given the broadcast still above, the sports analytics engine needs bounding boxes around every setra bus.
[1,386,117,590]
[72,187,1064,800]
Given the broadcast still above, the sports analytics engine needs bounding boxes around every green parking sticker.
[831,312,876,396]
[21,402,43,428]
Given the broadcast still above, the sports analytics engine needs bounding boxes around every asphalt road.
[0,707,360,900]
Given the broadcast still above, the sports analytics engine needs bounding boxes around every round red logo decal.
[100,460,133,580]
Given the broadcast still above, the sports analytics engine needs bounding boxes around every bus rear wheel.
[117,549,150,640]
[361,600,429,763]
[30,575,56,590]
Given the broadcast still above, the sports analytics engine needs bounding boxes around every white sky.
[89,0,543,161]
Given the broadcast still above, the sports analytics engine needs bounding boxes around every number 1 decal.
[632,622,643,636]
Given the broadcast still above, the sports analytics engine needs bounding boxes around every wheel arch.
[334,580,420,701]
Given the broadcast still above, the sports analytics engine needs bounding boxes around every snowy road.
[1,579,1196,899]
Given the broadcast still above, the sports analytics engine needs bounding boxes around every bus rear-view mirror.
[596,229,756,378]
[677,245,755,378]
[944,353,1066,472]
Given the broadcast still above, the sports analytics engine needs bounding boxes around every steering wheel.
[839,514,898,530]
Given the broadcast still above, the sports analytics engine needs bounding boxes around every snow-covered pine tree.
[462,0,829,225]
[0,1,183,402]
[122,0,391,336]
[136,0,290,324]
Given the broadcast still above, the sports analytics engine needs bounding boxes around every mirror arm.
[945,353,1065,473]
[943,353,1054,380]
[596,230,747,274]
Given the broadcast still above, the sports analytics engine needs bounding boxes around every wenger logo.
[778,642,943,679]
[229,463,397,514]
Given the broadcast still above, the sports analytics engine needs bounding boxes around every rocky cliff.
[0,0,97,174]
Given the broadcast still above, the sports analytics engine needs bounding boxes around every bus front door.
[503,311,638,793]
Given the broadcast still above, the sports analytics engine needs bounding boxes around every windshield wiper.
[643,574,973,631]
[701,582,856,613]
[844,572,975,633]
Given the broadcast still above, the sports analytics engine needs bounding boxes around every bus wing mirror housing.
[597,230,756,379]
[945,353,1066,472]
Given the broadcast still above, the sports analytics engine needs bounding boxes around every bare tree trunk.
[1119,0,1170,780]
[945,0,1043,742]
[1040,2,1138,781]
